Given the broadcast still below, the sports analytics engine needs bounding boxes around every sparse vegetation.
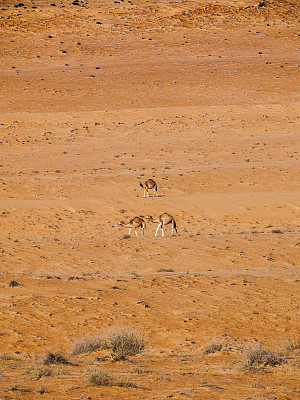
[132,367,152,374]
[6,384,30,392]
[8,280,20,287]
[71,335,104,356]
[27,367,52,380]
[285,335,300,352]
[0,354,21,361]
[71,328,145,361]
[43,352,71,365]
[88,369,114,386]
[203,343,223,355]
[36,385,48,394]
[87,369,138,388]
[244,345,285,370]
[158,268,174,273]
[272,229,283,234]
[155,371,165,381]
[106,328,146,360]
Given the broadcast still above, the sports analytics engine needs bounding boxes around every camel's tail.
[139,182,144,188]
[141,221,146,233]
[173,219,178,234]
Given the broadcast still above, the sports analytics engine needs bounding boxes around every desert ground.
[0,0,299,398]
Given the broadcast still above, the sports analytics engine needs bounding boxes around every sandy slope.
[0,0,299,398]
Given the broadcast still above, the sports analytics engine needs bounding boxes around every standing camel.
[118,217,146,236]
[146,213,178,237]
[139,179,158,198]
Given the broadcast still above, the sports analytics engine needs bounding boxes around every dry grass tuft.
[88,369,114,386]
[6,384,30,392]
[36,385,49,394]
[27,367,52,380]
[43,352,71,365]
[202,343,223,355]
[106,328,146,360]
[244,345,285,370]
[72,328,145,361]
[285,335,300,352]
[71,335,105,356]
[87,369,138,388]
[158,268,174,273]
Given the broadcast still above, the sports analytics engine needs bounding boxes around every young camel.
[118,217,146,236]
[146,213,178,237]
[139,179,158,198]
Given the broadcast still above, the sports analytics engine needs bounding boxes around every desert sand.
[0,0,299,398]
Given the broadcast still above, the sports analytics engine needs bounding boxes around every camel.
[139,179,158,198]
[145,213,178,237]
[118,217,146,236]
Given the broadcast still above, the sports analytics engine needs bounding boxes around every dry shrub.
[106,328,146,360]
[158,268,174,273]
[36,385,48,394]
[43,352,71,365]
[285,335,300,352]
[202,343,223,355]
[244,345,285,370]
[88,369,138,388]
[71,335,105,356]
[28,367,52,380]
[7,384,30,392]
[88,370,113,386]
[71,328,145,360]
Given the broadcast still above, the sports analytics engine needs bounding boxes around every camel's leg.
[134,228,138,237]
[171,224,174,235]
[155,223,162,237]
[147,189,150,197]
[143,189,147,198]
[161,226,165,237]
[129,227,132,235]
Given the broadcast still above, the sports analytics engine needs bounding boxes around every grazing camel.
[118,217,146,236]
[146,213,178,237]
[139,179,158,198]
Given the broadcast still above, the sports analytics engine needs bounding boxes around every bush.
[28,367,52,380]
[43,352,71,365]
[285,335,300,352]
[202,343,223,355]
[106,329,146,360]
[244,345,285,370]
[71,328,146,361]
[71,335,105,356]
[88,370,113,386]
